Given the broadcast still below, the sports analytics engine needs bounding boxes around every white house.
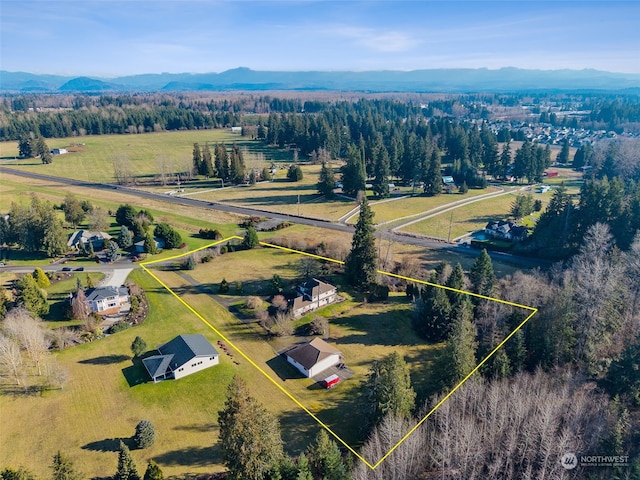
[142,334,219,383]
[84,286,129,315]
[290,278,337,318]
[285,337,341,378]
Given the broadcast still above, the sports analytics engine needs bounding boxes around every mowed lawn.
[0,269,246,478]
[400,191,553,240]
[151,247,442,451]
[0,130,292,184]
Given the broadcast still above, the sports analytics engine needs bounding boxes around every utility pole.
[447,210,454,243]
[297,194,300,216]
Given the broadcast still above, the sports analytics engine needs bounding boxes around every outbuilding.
[285,337,341,378]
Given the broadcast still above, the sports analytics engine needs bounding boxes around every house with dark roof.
[142,334,219,383]
[285,337,341,378]
[290,278,337,318]
[84,286,129,315]
[484,220,529,242]
[67,230,112,250]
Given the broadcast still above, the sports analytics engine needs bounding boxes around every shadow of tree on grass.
[79,354,131,365]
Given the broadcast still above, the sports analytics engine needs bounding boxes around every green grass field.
[362,187,501,225]
[178,163,356,221]
[0,245,445,476]
[0,130,297,184]
[400,191,552,240]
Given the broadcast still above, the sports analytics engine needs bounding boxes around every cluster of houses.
[138,277,344,384]
[140,332,343,386]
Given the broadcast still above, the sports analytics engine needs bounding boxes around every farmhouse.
[142,334,219,383]
[67,230,112,250]
[84,286,129,315]
[290,278,337,318]
[285,337,341,378]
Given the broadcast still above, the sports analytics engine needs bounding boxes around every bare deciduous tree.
[0,333,24,385]
[3,308,51,376]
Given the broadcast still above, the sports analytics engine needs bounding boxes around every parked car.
[75,267,85,271]
[62,267,72,271]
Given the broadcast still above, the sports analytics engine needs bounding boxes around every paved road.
[0,166,551,270]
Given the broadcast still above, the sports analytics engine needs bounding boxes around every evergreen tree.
[341,145,366,197]
[115,440,139,480]
[287,165,303,182]
[363,352,416,426]
[558,140,571,164]
[215,143,229,180]
[423,149,442,196]
[439,301,477,388]
[106,240,120,262]
[317,162,336,197]
[372,144,390,198]
[243,227,259,249]
[116,204,138,229]
[134,419,155,449]
[18,136,33,158]
[414,278,452,341]
[131,336,147,358]
[510,193,535,219]
[118,226,134,249]
[50,451,82,480]
[143,232,157,255]
[295,454,313,480]
[202,143,214,177]
[153,223,182,249]
[0,467,36,480]
[36,137,52,164]
[572,143,593,170]
[606,337,640,406]
[143,461,163,480]
[498,141,512,179]
[218,375,284,480]
[469,249,496,298]
[229,144,246,184]
[192,142,202,176]
[16,274,49,316]
[344,197,377,290]
[307,430,350,480]
[32,267,50,288]
[446,263,466,307]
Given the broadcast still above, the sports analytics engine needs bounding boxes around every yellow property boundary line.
[140,236,538,470]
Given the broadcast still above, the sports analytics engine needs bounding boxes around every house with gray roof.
[290,278,337,318]
[142,334,219,383]
[285,337,341,378]
[67,230,112,250]
[84,286,129,315]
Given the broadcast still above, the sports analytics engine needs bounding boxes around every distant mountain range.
[1,67,639,93]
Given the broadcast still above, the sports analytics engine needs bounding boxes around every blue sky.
[1,1,639,76]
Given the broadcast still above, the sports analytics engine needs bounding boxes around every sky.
[1,0,639,77]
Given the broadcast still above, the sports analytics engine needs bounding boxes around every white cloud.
[330,26,419,53]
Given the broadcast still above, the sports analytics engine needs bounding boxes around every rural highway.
[0,166,551,269]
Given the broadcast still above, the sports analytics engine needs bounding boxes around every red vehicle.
[323,374,340,389]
